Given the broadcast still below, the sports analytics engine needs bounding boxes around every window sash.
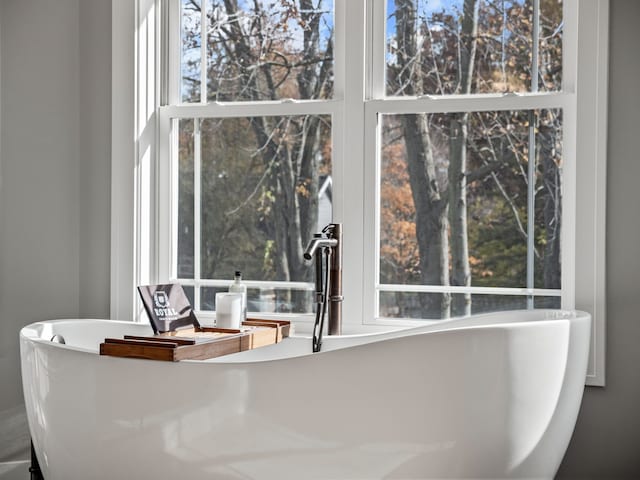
[362,103,575,324]
[159,0,350,317]
[173,0,342,104]
[360,0,579,323]
[162,110,340,315]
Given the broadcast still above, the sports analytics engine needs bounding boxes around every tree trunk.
[402,115,450,317]
[449,0,479,316]
[395,0,450,317]
[449,113,471,316]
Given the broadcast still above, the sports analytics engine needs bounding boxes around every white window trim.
[111,0,136,322]
[112,0,608,386]
[574,0,609,387]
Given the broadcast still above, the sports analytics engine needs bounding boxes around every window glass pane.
[380,292,560,319]
[380,292,447,319]
[183,285,195,306]
[385,0,562,96]
[201,286,314,314]
[467,110,530,290]
[182,115,332,312]
[181,0,202,102]
[182,0,335,102]
[534,108,562,288]
[246,286,314,314]
[379,109,562,317]
[177,119,195,278]
[534,295,560,309]
[538,0,563,91]
[201,286,227,311]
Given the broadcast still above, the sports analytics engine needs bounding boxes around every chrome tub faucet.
[304,223,343,351]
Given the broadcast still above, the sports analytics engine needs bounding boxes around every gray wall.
[0,0,111,472]
[558,1,640,478]
[0,0,639,478]
[78,0,112,317]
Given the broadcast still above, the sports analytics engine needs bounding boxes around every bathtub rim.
[19,309,590,364]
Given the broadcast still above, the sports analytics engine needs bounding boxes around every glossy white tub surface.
[20,309,590,479]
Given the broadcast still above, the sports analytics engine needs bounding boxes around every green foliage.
[468,196,528,287]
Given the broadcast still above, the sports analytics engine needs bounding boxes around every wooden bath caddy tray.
[100,319,290,362]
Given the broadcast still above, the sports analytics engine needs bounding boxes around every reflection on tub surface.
[20,309,590,479]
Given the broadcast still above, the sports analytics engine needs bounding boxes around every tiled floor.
[0,405,29,464]
[0,461,29,480]
[0,405,30,480]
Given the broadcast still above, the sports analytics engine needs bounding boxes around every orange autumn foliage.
[380,140,420,282]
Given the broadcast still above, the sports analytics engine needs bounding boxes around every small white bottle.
[228,271,247,323]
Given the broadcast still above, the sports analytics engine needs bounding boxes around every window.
[165,0,337,314]
[112,0,608,385]
[365,0,569,322]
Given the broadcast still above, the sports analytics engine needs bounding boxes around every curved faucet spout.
[303,236,337,261]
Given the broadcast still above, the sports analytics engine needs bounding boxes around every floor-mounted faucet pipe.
[314,237,324,304]
[304,223,343,352]
[325,223,343,336]
[312,247,331,353]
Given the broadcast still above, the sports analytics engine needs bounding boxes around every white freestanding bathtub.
[20,309,590,479]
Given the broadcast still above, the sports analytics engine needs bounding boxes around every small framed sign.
[137,284,200,334]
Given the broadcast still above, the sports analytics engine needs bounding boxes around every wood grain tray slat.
[123,335,197,346]
[99,319,290,362]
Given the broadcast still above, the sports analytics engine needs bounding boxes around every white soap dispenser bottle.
[229,271,247,323]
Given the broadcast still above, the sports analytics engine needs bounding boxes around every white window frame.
[112,0,608,386]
